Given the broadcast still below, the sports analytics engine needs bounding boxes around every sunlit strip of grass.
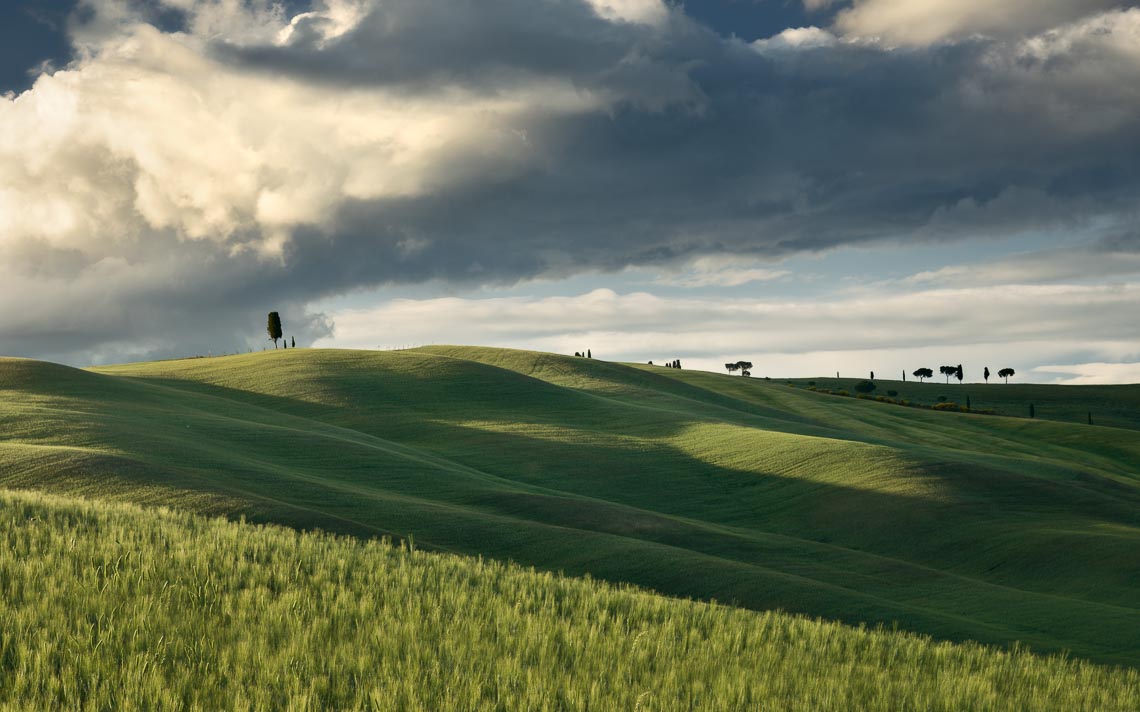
[0,489,1135,711]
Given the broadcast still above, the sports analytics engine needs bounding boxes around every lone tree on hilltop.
[736,360,753,376]
[913,367,933,383]
[939,365,956,384]
[984,366,990,383]
[291,336,295,348]
[267,312,283,349]
[999,367,1015,384]
[955,364,963,384]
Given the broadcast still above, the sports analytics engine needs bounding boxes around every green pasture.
[0,347,1137,667]
[779,374,1140,430]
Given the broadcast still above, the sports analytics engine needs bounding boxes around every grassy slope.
[781,375,1140,430]
[1,489,1137,711]
[1,348,1137,666]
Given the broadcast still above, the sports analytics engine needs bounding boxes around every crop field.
[0,489,1136,710]
[0,347,1138,673]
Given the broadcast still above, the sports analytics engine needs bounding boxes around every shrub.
[887,389,898,397]
[853,380,876,394]
[933,402,960,411]
[836,390,850,397]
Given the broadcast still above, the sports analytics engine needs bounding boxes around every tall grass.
[0,489,1136,711]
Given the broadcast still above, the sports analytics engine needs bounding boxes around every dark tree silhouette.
[913,367,933,383]
[955,364,963,384]
[999,367,1015,384]
[939,365,956,384]
[983,366,990,383]
[870,371,875,381]
[854,380,876,394]
[725,363,737,374]
[267,312,283,349]
[588,349,592,359]
[734,360,753,376]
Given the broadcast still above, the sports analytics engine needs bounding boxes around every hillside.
[1,347,1138,666]
[781,375,1140,430]
[1,489,1137,710]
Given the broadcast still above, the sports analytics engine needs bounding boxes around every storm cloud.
[1,0,1139,363]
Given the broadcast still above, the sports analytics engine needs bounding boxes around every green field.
[781,375,1140,430]
[0,489,1137,710]
[1,347,1138,675]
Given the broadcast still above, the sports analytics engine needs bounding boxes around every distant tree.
[902,370,906,382]
[1029,403,1035,418]
[282,339,287,349]
[734,360,753,376]
[575,352,581,357]
[725,363,737,374]
[955,364,963,384]
[913,367,933,383]
[998,367,1015,384]
[983,366,990,384]
[267,312,283,349]
[870,371,874,381]
[587,349,592,359]
[674,359,681,369]
[939,365,956,384]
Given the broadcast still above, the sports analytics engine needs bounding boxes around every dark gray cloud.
[1,0,1139,364]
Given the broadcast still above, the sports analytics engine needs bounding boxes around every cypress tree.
[267,312,283,348]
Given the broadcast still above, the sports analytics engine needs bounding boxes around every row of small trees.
[911,365,1015,384]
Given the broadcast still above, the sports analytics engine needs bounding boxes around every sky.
[1,0,1138,384]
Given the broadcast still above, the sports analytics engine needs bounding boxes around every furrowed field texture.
[0,490,1137,711]
[1,347,1137,677]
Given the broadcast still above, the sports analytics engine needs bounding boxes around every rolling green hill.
[1,347,1138,668]
[1,489,1137,710]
